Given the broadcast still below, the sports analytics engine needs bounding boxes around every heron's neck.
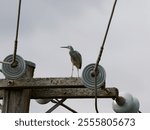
[69,47,74,51]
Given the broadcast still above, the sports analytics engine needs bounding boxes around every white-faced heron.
[61,45,82,77]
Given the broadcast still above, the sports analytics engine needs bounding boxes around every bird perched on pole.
[61,45,82,77]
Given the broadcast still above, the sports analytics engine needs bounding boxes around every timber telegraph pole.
[0,76,118,113]
[1,61,35,113]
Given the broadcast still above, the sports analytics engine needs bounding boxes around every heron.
[61,45,82,77]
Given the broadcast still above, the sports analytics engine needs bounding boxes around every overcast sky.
[0,0,150,113]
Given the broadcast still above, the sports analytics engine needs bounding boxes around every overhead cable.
[94,0,118,113]
[12,0,22,67]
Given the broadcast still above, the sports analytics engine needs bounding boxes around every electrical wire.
[0,0,22,66]
[12,0,22,66]
[94,73,99,113]
[0,61,11,65]
[94,0,118,113]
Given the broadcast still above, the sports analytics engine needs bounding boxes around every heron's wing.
[69,50,82,69]
[77,51,82,69]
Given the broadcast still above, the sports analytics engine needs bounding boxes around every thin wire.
[95,74,99,113]
[12,0,22,64]
[94,0,118,113]
[0,0,22,66]
[0,61,12,65]
[94,0,118,71]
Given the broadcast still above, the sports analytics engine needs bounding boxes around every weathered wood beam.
[31,87,118,99]
[0,78,83,89]
[0,77,118,99]
[0,87,118,99]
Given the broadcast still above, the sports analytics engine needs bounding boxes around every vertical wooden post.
[2,61,35,113]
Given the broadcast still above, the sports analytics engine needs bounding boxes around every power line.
[12,0,22,67]
[94,0,118,113]
[0,0,22,66]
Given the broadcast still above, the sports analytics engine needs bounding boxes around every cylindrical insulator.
[1,54,26,80]
[112,93,134,113]
[81,63,106,89]
[128,97,140,113]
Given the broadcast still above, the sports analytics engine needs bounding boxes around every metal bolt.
[7,80,14,86]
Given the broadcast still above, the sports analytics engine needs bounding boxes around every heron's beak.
[60,46,68,49]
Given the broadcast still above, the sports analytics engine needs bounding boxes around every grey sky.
[0,0,150,113]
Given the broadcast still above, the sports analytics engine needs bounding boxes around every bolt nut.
[7,80,14,86]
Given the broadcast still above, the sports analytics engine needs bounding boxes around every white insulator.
[1,54,26,79]
[81,63,106,89]
[128,97,140,113]
[36,99,51,104]
[112,93,134,113]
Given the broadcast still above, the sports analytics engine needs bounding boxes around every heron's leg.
[77,69,79,77]
[71,64,74,77]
